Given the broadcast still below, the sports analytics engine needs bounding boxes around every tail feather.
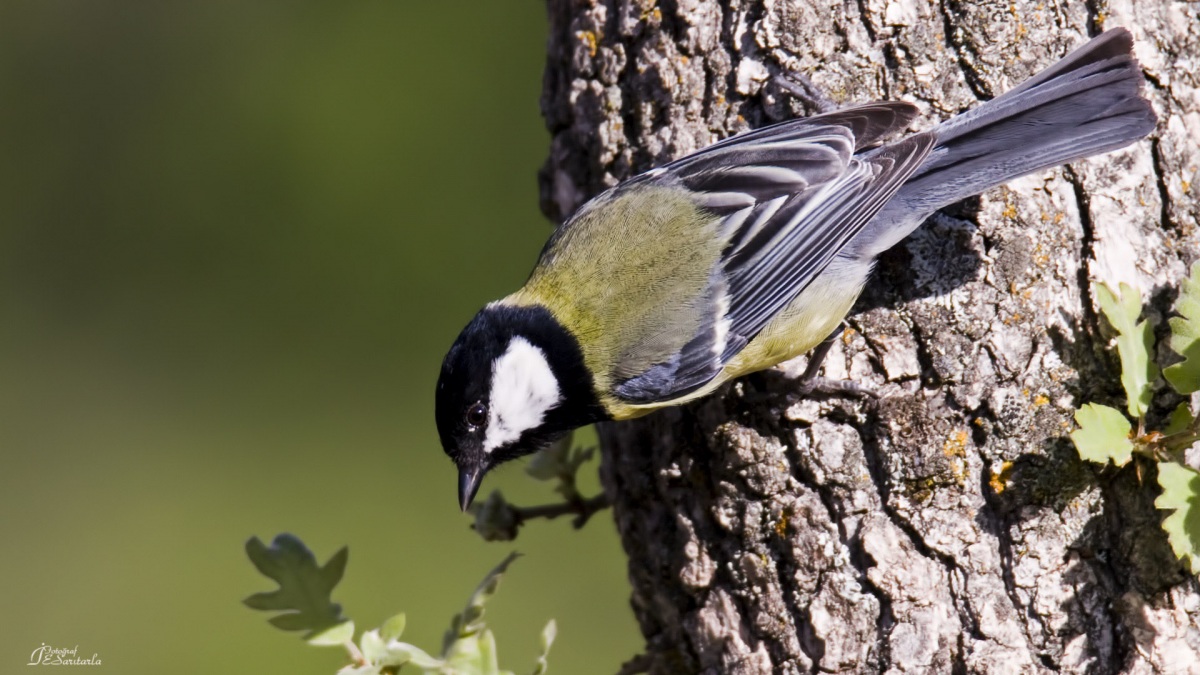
[897,27,1157,214]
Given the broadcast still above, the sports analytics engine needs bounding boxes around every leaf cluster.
[244,535,555,674]
[1070,265,1200,574]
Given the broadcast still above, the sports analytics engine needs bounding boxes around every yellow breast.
[611,257,869,418]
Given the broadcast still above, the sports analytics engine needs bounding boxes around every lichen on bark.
[540,1,1200,672]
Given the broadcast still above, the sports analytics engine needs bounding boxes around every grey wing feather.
[723,133,934,343]
[695,101,922,155]
[613,103,934,403]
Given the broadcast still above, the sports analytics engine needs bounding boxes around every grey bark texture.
[538,1,1200,673]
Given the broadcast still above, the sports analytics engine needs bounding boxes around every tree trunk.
[539,1,1200,672]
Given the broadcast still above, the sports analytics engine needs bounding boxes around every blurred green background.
[0,1,640,673]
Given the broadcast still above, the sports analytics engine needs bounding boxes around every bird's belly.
[615,258,870,417]
[722,264,865,380]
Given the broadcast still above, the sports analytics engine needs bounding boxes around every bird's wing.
[613,102,935,403]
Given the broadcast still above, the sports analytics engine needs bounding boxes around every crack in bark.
[907,316,946,390]
[1064,166,1101,341]
[855,407,991,660]
[680,405,814,672]
[656,0,686,47]
[725,520,812,671]
[858,402,1029,669]
[774,455,834,670]
[1083,0,1107,37]
[710,0,735,123]
[783,424,882,672]
[978,455,1052,661]
[1095,477,1136,668]
[952,632,969,675]
[936,0,992,101]
[852,546,895,671]
[853,0,878,44]
[740,403,844,672]
[811,420,899,671]
[1150,138,1181,238]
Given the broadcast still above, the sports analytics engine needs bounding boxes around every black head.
[435,303,605,510]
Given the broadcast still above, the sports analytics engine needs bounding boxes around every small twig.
[344,639,364,666]
[473,441,608,541]
[512,493,611,530]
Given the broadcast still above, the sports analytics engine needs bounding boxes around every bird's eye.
[465,402,487,429]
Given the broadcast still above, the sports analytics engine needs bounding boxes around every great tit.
[437,28,1156,511]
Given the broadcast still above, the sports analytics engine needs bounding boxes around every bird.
[436,28,1157,511]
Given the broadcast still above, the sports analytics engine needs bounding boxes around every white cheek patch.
[483,337,562,453]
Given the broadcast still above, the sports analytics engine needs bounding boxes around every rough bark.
[539,1,1200,673]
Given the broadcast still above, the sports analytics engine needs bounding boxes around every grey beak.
[458,466,483,512]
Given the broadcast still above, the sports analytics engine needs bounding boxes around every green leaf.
[1070,403,1135,466]
[1095,282,1159,417]
[1165,403,1194,436]
[444,631,493,675]
[531,620,556,675]
[337,666,382,675]
[307,620,354,647]
[1155,461,1200,575]
[443,552,521,654]
[380,642,441,670]
[243,534,348,639]
[477,629,501,675]
[1165,262,1200,394]
[379,612,407,642]
[359,628,386,664]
